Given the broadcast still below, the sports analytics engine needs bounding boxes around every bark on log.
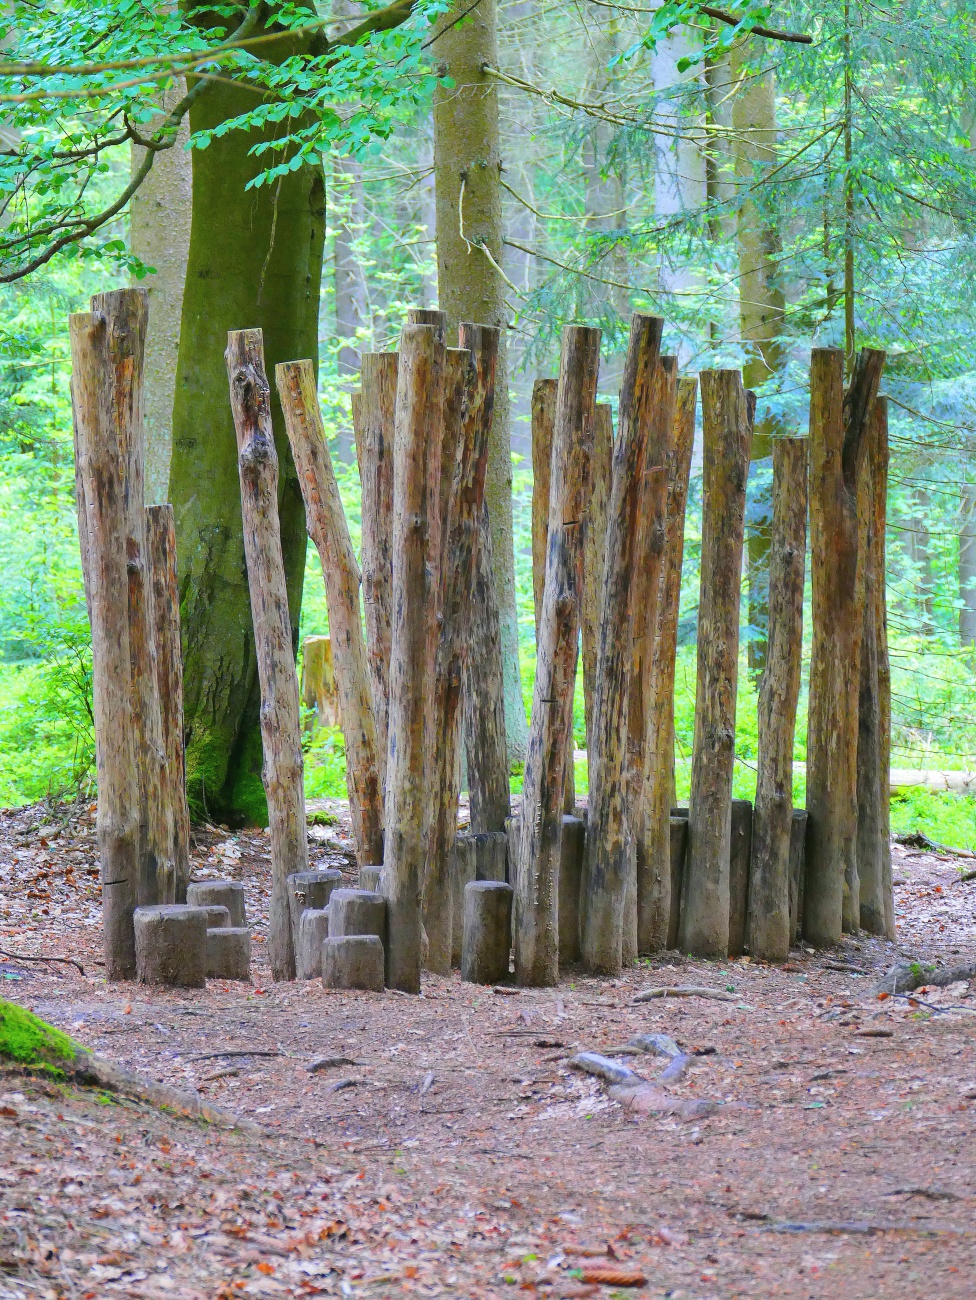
[407,307,448,340]
[857,398,894,937]
[639,378,696,952]
[804,348,885,946]
[70,311,141,980]
[465,505,511,833]
[301,636,340,730]
[727,799,753,959]
[531,378,557,633]
[357,352,398,774]
[582,403,614,756]
[226,330,308,982]
[383,324,447,992]
[276,359,384,870]
[580,317,662,975]
[680,371,753,958]
[516,325,601,986]
[145,504,192,905]
[747,436,807,961]
[423,325,498,973]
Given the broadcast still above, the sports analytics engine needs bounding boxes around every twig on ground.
[632,985,750,1006]
[185,1049,284,1062]
[0,948,85,976]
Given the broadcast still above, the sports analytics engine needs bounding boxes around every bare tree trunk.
[877,401,895,940]
[804,347,885,946]
[959,483,976,647]
[515,326,601,987]
[639,377,696,952]
[680,371,753,958]
[70,311,140,980]
[580,317,662,975]
[276,359,384,869]
[582,404,614,756]
[226,330,308,982]
[748,437,807,962]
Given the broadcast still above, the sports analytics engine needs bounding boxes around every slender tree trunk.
[582,404,614,757]
[580,317,662,975]
[515,326,601,987]
[748,437,807,962]
[876,400,895,940]
[226,330,308,982]
[531,379,557,633]
[639,377,696,952]
[804,347,885,946]
[680,371,752,958]
[465,507,511,833]
[432,0,528,763]
[276,358,384,869]
[959,483,976,647]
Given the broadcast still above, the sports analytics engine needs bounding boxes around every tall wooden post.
[276,358,384,869]
[384,324,446,992]
[805,347,885,946]
[515,326,601,987]
[639,376,696,952]
[226,330,308,982]
[579,316,663,975]
[747,437,807,961]
[531,378,557,633]
[465,507,511,834]
[680,371,752,958]
[582,404,614,757]
[70,311,140,980]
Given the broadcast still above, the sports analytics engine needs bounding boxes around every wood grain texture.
[531,378,557,633]
[582,403,614,757]
[465,503,511,834]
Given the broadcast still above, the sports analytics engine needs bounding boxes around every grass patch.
[0,998,81,1077]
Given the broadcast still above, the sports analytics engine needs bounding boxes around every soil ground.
[1,798,975,1299]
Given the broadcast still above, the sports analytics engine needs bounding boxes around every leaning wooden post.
[424,325,499,972]
[639,376,696,952]
[857,397,894,937]
[146,505,192,905]
[384,324,446,992]
[679,371,752,958]
[582,403,614,757]
[747,437,807,962]
[70,311,140,980]
[531,378,557,633]
[226,330,308,982]
[276,359,384,869]
[579,316,661,975]
[515,325,601,987]
[804,347,885,946]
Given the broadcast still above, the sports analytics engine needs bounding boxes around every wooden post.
[357,352,397,775]
[582,403,614,758]
[276,358,384,870]
[747,437,807,962]
[92,289,172,908]
[805,348,885,946]
[383,324,446,992]
[465,507,511,833]
[515,325,601,986]
[301,636,340,730]
[857,397,894,937]
[145,505,192,905]
[680,371,752,958]
[531,378,557,632]
[579,315,662,975]
[638,377,696,952]
[226,330,308,982]
[423,325,499,973]
[70,311,140,980]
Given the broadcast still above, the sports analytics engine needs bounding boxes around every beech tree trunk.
[680,371,752,958]
[276,358,384,869]
[580,316,662,975]
[582,404,614,756]
[70,310,141,981]
[638,376,696,952]
[226,329,308,982]
[748,437,807,962]
[515,326,601,987]
[465,506,512,834]
[301,636,340,730]
[804,347,885,946]
[531,379,557,633]
[384,324,447,992]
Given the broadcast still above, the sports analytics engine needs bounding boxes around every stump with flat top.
[187,880,247,928]
[322,935,385,992]
[328,888,387,945]
[203,905,231,929]
[206,927,251,981]
[359,865,383,893]
[462,880,514,985]
[451,837,479,967]
[134,905,208,988]
[296,908,332,980]
[287,870,342,941]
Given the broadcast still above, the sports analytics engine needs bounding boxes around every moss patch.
[0,998,81,1076]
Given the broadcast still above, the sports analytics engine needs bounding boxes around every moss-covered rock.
[0,998,82,1076]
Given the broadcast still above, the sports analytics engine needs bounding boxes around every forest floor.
[1,800,976,1299]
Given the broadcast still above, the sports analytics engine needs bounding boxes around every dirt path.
[2,801,975,1298]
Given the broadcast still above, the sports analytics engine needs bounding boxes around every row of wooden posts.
[70,288,894,989]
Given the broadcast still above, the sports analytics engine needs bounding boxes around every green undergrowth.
[0,998,81,1077]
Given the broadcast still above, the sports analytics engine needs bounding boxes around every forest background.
[1,0,975,845]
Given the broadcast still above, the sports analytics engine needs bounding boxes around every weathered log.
[558,814,585,967]
[145,504,192,904]
[322,935,385,991]
[515,325,601,986]
[423,325,498,973]
[462,881,514,985]
[70,310,140,980]
[727,799,753,958]
[276,358,384,869]
[134,905,207,988]
[580,316,662,975]
[450,835,479,967]
[357,352,398,773]
[680,371,753,958]
[301,636,340,730]
[407,307,448,339]
[789,808,808,943]
[206,927,251,981]
[639,377,696,952]
[226,329,307,982]
[582,403,614,756]
[805,348,885,946]
[186,880,247,927]
[465,501,511,833]
[383,324,446,992]
[531,378,557,632]
[747,437,807,961]
[857,398,894,937]
[667,815,688,950]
